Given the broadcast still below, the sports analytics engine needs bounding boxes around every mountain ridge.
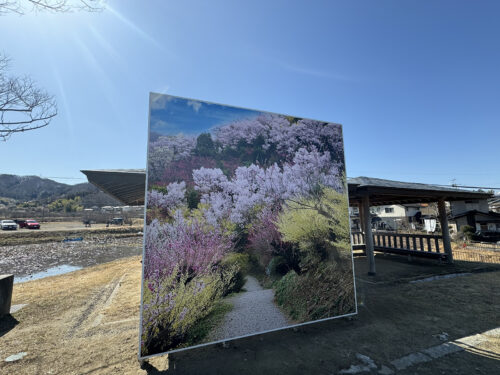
[0,174,121,207]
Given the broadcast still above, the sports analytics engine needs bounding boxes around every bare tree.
[0,0,103,14]
[0,1,104,139]
[0,54,57,141]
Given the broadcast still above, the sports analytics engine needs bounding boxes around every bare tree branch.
[0,53,57,141]
[0,1,104,139]
[0,0,104,15]
[0,1,21,14]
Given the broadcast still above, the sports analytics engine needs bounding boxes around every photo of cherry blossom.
[139,93,356,357]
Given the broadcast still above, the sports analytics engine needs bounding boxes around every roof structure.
[347,176,492,206]
[81,169,146,206]
[450,209,500,222]
[489,197,500,212]
[81,170,493,207]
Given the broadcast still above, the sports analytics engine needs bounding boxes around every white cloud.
[151,119,172,130]
[150,93,173,110]
[187,100,202,112]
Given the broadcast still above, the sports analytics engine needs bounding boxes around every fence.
[350,230,500,263]
[452,241,500,264]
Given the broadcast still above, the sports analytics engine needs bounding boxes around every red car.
[19,219,41,229]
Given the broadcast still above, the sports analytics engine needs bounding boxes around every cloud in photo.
[187,100,202,112]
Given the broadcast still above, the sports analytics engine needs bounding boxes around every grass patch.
[184,301,233,346]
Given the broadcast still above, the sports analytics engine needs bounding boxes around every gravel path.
[207,275,290,342]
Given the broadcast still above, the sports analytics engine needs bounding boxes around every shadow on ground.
[143,254,500,375]
[0,314,19,338]
[2,253,498,374]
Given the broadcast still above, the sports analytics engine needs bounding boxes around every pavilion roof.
[348,176,492,206]
[81,170,493,207]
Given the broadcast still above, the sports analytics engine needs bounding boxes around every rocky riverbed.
[0,236,143,281]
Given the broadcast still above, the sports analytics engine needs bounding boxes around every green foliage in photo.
[276,185,351,270]
[220,252,252,295]
[274,185,355,322]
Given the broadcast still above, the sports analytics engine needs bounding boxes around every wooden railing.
[373,232,443,253]
[351,231,448,259]
[350,231,365,250]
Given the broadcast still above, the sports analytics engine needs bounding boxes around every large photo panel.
[139,93,356,357]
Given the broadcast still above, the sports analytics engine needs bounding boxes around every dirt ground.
[1,254,499,374]
[0,223,143,246]
[2,221,116,233]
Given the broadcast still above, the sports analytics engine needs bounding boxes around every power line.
[433,184,500,191]
[40,176,86,180]
[346,177,500,191]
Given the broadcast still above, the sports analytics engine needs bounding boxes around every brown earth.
[1,253,499,374]
[0,223,143,246]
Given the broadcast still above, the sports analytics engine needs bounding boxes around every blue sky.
[0,1,499,188]
[150,94,260,136]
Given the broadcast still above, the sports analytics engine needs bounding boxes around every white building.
[370,204,423,230]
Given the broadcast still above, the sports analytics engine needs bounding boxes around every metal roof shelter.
[82,169,492,275]
[81,169,146,206]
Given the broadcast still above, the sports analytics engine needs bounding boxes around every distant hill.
[0,174,121,207]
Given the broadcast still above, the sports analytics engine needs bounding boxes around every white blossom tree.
[192,147,344,225]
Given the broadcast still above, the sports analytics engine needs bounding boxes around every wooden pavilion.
[82,170,492,276]
[347,177,492,274]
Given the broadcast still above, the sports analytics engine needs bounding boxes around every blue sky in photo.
[149,94,260,136]
[0,1,499,189]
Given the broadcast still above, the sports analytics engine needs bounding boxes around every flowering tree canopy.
[144,213,233,281]
[193,147,344,225]
[148,114,344,184]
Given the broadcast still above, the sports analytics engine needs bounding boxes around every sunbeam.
[71,33,123,122]
[105,3,164,50]
[52,67,75,141]
[88,24,121,62]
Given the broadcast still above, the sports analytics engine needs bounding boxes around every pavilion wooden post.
[361,195,376,275]
[358,203,365,234]
[357,203,367,256]
[438,198,454,263]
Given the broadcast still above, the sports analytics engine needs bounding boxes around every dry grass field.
[452,243,500,264]
[1,253,499,374]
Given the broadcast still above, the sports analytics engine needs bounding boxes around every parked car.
[472,231,500,243]
[19,219,40,229]
[1,220,17,230]
[14,219,26,227]
[109,217,124,225]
